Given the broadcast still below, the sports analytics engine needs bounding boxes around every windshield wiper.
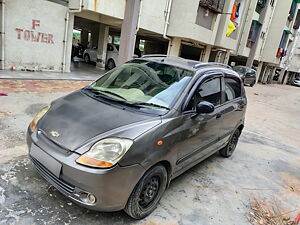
[84,87,127,101]
[130,102,170,110]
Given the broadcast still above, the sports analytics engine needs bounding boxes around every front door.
[174,75,224,173]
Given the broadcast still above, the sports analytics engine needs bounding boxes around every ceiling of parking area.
[74,16,168,43]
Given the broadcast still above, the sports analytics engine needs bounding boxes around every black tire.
[250,80,255,87]
[124,165,168,219]
[84,54,90,63]
[219,129,240,158]
[107,59,116,70]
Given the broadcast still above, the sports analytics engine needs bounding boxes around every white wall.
[5,0,69,71]
[260,0,293,64]
[139,0,167,34]
[83,0,125,19]
[167,0,220,45]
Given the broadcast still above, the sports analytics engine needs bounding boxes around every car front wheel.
[219,129,240,157]
[124,165,168,219]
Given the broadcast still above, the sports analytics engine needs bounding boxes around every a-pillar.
[201,45,212,62]
[64,13,74,73]
[81,30,89,49]
[118,0,141,66]
[96,24,109,69]
[167,37,181,57]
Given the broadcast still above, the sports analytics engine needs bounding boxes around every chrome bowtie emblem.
[50,131,60,137]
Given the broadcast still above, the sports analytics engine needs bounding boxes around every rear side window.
[224,77,241,101]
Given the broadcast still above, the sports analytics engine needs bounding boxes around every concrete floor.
[0,83,299,225]
[0,58,107,81]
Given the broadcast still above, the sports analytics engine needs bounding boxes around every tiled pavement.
[0,80,91,93]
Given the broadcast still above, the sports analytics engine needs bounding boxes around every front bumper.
[26,129,145,212]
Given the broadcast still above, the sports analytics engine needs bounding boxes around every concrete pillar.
[224,50,231,65]
[202,45,211,62]
[283,71,290,84]
[118,0,141,66]
[269,67,276,84]
[91,25,99,48]
[278,69,286,83]
[259,64,267,83]
[64,13,74,73]
[96,24,109,69]
[246,3,269,68]
[167,37,181,57]
[81,30,89,48]
[262,66,270,84]
[255,62,263,83]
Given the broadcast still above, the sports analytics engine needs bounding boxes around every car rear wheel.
[107,59,116,70]
[219,129,240,158]
[84,54,90,63]
[250,80,255,87]
[124,165,168,219]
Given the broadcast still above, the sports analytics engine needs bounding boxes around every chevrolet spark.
[27,56,247,219]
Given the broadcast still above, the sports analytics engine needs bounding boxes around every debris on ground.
[0,93,7,96]
[247,197,300,225]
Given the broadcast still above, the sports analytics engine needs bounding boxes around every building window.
[247,20,262,48]
[277,30,291,57]
[256,0,267,13]
[198,0,226,13]
[288,0,298,21]
[293,10,300,29]
[227,0,245,38]
[196,5,216,29]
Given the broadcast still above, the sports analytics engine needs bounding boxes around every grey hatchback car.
[27,56,247,219]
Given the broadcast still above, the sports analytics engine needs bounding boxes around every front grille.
[31,156,75,195]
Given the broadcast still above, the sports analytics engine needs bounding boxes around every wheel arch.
[237,124,244,136]
[146,160,173,188]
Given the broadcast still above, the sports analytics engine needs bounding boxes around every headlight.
[29,104,51,132]
[76,138,133,168]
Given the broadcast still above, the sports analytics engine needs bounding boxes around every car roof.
[138,55,237,75]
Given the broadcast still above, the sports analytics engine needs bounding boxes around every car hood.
[38,91,161,151]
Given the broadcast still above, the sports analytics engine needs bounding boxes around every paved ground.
[0,59,107,81]
[0,81,299,225]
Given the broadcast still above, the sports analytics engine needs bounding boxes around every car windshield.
[233,66,248,74]
[86,60,193,111]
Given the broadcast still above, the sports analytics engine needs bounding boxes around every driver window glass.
[186,77,222,110]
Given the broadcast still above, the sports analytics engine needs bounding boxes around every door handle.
[216,113,222,119]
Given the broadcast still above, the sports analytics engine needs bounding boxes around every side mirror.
[196,101,215,114]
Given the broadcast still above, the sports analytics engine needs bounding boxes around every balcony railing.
[199,0,226,13]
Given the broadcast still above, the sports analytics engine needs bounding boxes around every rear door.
[218,74,246,146]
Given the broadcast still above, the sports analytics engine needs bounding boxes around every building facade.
[0,0,299,84]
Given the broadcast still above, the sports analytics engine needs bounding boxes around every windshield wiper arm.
[84,87,127,101]
[130,102,170,110]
